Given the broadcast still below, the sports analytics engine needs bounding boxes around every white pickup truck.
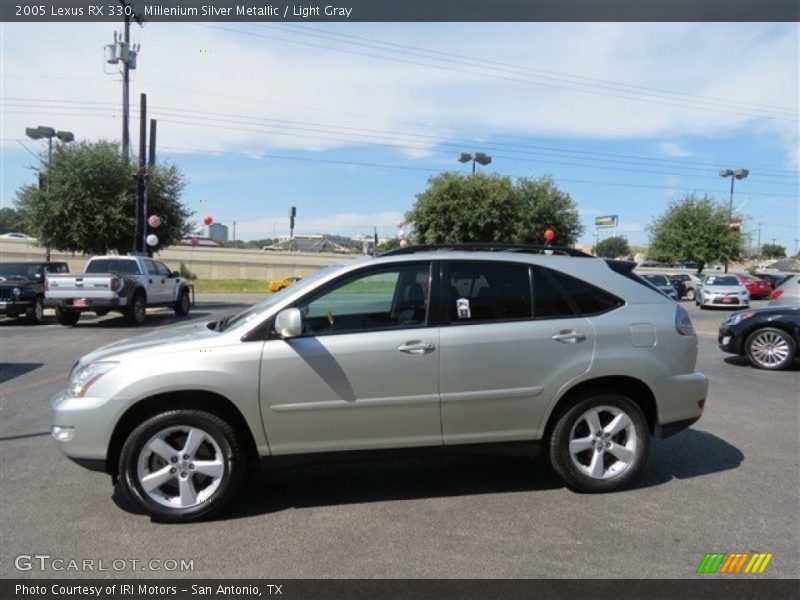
[46,255,192,326]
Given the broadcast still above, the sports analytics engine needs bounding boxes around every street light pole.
[458,152,492,174]
[719,168,748,273]
[25,126,75,262]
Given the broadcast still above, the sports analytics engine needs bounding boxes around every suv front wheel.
[548,393,649,493]
[118,410,245,522]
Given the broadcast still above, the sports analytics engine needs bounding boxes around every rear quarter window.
[537,267,623,317]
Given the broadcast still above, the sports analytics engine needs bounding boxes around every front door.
[259,262,442,454]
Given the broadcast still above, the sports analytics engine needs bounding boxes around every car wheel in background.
[548,393,649,493]
[174,289,191,316]
[125,292,147,326]
[26,297,44,325]
[745,327,796,371]
[686,288,696,301]
[118,409,245,522]
[94,308,109,317]
[55,306,80,326]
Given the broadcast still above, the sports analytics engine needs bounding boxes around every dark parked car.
[718,306,800,370]
[0,261,69,324]
[667,274,690,299]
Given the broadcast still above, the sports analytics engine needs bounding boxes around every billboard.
[595,215,619,228]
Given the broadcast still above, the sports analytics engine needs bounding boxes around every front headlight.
[726,311,755,326]
[69,362,118,397]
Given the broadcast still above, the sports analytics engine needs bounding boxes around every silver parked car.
[696,274,749,309]
[51,244,708,521]
[768,274,800,306]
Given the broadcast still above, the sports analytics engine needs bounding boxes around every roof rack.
[379,243,592,258]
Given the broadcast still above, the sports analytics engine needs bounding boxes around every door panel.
[259,328,441,454]
[439,318,595,444]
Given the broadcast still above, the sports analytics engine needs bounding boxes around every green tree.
[0,206,25,234]
[407,172,583,246]
[408,172,520,244]
[760,243,786,259]
[378,238,401,251]
[514,175,584,246]
[647,194,742,272]
[14,140,191,255]
[594,235,630,258]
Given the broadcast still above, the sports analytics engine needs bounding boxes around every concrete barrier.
[0,239,358,279]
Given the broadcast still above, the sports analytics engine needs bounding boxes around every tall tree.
[594,235,631,258]
[407,172,583,246]
[0,206,25,234]
[14,140,191,255]
[514,175,584,246]
[760,243,786,259]
[648,194,743,272]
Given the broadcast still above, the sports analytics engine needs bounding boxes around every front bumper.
[717,324,743,355]
[700,293,749,307]
[50,388,119,471]
[652,371,708,438]
[0,298,34,314]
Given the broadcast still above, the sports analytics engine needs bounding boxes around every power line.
[276,23,797,117]
[5,99,798,184]
[194,23,798,124]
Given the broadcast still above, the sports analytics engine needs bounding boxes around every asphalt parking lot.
[1,295,798,579]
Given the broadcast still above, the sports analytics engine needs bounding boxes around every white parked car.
[0,232,36,241]
[696,274,749,309]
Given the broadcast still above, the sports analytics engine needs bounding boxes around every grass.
[191,279,272,294]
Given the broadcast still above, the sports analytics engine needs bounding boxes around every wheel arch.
[106,390,258,477]
[542,376,658,443]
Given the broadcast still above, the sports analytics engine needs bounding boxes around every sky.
[1,21,798,251]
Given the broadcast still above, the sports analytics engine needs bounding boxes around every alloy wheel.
[136,426,226,508]
[749,331,790,368]
[568,405,638,480]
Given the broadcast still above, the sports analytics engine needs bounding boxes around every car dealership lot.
[1,296,797,579]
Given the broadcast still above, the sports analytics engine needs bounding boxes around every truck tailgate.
[46,273,121,300]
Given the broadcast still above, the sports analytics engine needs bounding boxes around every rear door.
[259,262,442,454]
[438,261,598,445]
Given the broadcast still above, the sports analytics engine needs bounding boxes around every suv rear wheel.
[118,410,245,522]
[548,393,649,493]
[55,306,80,326]
[125,291,147,325]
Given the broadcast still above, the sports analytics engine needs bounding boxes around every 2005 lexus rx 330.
[51,244,708,521]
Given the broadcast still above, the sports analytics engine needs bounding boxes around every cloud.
[658,142,693,157]
[1,22,797,164]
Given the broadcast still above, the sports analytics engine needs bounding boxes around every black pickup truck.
[0,261,69,324]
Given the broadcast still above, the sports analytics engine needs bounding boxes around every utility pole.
[289,206,296,251]
[757,222,762,256]
[233,221,237,247]
[136,93,147,254]
[122,14,130,156]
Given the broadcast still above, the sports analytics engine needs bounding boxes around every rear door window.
[444,261,532,324]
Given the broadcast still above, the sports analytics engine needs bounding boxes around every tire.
[55,306,81,326]
[94,308,109,317]
[548,393,649,493]
[118,410,245,522]
[745,327,797,371]
[686,288,696,301]
[125,291,147,325]
[174,288,191,316]
[26,297,45,325]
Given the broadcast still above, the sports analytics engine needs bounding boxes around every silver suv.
[51,244,708,521]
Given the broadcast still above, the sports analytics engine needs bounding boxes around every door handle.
[552,330,587,344]
[397,340,436,355]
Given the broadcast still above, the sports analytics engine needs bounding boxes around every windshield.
[0,263,41,278]
[216,265,345,332]
[705,275,739,286]
[643,275,669,286]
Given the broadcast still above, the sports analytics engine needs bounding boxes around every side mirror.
[275,308,303,339]
[170,271,180,278]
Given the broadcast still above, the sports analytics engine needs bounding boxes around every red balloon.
[203,215,213,226]
[544,229,555,241]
